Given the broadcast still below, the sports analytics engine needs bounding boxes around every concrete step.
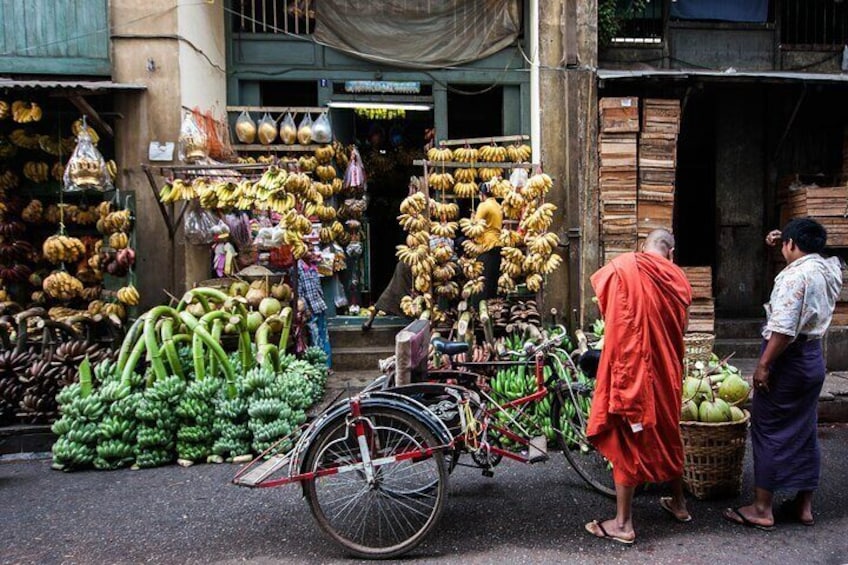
[327,370,379,392]
[331,345,395,372]
[714,338,762,359]
[328,325,399,349]
[715,318,763,339]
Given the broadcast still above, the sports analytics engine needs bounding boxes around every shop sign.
[344,81,421,94]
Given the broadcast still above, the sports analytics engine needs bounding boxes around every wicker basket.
[679,411,749,499]
[683,332,715,368]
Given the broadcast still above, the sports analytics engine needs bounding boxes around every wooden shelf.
[227,106,326,114]
[233,144,322,152]
[439,134,530,147]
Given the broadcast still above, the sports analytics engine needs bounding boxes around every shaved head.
[644,229,675,258]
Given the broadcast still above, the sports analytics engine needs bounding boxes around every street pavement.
[2,425,848,565]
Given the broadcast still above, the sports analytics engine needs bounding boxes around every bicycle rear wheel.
[552,381,616,497]
[303,406,448,559]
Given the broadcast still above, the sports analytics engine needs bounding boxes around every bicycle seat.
[431,337,469,356]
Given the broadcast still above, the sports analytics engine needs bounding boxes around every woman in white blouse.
[724,218,843,531]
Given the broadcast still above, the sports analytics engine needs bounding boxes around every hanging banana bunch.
[479,144,507,163]
[506,143,532,162]
[453,147,478,163]
[426,147,453,162]
[523,172,553,199]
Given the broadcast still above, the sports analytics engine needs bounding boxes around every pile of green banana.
[176,376,221,462]
[51,359,105,468]
[135,375,186,468]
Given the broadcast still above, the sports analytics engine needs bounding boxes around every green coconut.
[718,374,750,405]
[698,398,732,423]
[229,280,249,297]
[258,297,282,318]
[683,376,714,403]
[730,406,746,422]
[245,311,264,333]
[681,399,700,422]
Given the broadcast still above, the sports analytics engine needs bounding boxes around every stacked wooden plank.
[783,185,848,247]
[638,99,680,238]
[834,261,848,327]
[599,98,639,264]
[682,266,715,333]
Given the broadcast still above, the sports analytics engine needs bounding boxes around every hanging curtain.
[670,0,769,23]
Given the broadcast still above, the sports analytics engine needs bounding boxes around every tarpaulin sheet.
[313,0,521,69]
[670,0,769,23]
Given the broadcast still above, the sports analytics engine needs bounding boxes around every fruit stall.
[0,91,138,428]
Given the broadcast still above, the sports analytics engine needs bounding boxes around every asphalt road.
[2,425,848,565]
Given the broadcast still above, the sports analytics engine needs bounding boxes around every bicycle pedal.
[528,435,549,464]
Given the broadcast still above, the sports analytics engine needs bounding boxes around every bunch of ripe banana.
[427,147,453,162]
[400,293,432,318]
[498,246,525,293]
[479,144,508,163]
[431,237,459,299]
[97,210,132,235]
[315,164,337,182]
[106,160,118,182]
[72,119,99,144]
[396,192,433,293]
[499,227,523,247]
[523,173,553,199]
[459,217,487,240]
[116,284,140,306]
[298,155,317,172]
[452,147,478,163]
[520,202,556,233]
[277,209,312,259]
[37,135,63,156]
[430,199,459,221]
[0,100,8,119]
[158,178,198,203]
[9,128,39,150]
[0,170,18,191]
[452,167,478,199]
[314,203,336,223]
[478,167,504,182]
[490,178,513,199]
[430,219,457,238]
[43,271,84,300]
[51,162,64,182]
[21,199,43,223]
[11,101,42,123]
[501,186,526,220]
[108,232,129,250]
[428,172,454,192]
[319,221,344,244]
[284,171,312,195]
[23,161,49,183]
[315,144,335,164]
[506,144,532,163]
[43,235,86,264]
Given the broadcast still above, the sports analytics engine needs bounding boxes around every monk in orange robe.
[584,229,693,544]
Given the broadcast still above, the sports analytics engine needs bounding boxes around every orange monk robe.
[587,252,692,487]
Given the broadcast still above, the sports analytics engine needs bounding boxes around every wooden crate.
[785,186,848,217]
[637,199,674,234]
[600,97,639,133]
[688,298,715,333]
[832,302,848,327]
[639,167,676,194]
[682,266,713,300]
[642,99,681,134]
[599,167,637,193]
[638,133,678,169]
[603,239,637,264]
[599,134,637,168]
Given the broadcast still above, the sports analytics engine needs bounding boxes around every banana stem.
[278,306,293,353]
[179,311,235,395]
[194,310,230,381]
[176,288,228,312]
[143,306,178,382]
[115,314,146,372]
[258,344,279,373]
[160,318,183,380]
[209,319,223,380]
[255,316,282,372]
[120,332,148,385]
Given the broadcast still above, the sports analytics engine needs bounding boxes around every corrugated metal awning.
[597,69,848,84]
[0,79,146,92]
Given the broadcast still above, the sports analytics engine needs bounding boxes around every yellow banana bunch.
[430,221,457,238]
[435,281,460,298]
[331,177,343,194]
[506,144,532,162]
[158,179,196,203]
[51,162,64,182]
[521,203,556,232]
[526,273,543,292]
[285,172,311,194]
[98,210,132,234]
[37,135,62,156]
[427,147,453,162]
[23,161,49,183]
[462,277,485,299]
[479,144,507,163]
[0,100,8,119]
[12,101,42,123]
[400,294,431,317]
[459,257,484,279]
[400,192,428,215]
[491,178,512,199]
[501,258,523,278]
[432,243,454,264]
[428,172,454,192]
[97,201,112,218]
[116,284,140,306]
[430,200,459,220]
[459,217,486,239]
[502,190,526,220]
[453,147,478,163]
[433,263,457,282]
[72,119,99,144]
[22,199,43,223]
[266,191,296,214]
[314,144,335,164]
[526,231,560,255]
[478,167,503,182]
[43,235,86,264]
[524,173,553,199]
[454,181,478,199]
[9,129,39,149]
[43,272,83,300]
[461,239,484,257]
[74,207,98,226]
[298,155,317,172]
[406,231,430,247]
[454,168,477,183]
[498,273,516,293]
[315,204,336,222]
[106,160,118,182]
[109,232,129,250]
[501,246,525,264]
[0,170,19,190]
[313,182,333,198]
[103,302,126,320]
[398,213,429,232]
[316,164,336,181]
[414,273,432,293]
[411,255,436,277]
[396,244,430,266]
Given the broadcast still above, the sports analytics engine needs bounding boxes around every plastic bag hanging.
[312,112,332,143]
[280,112,297,144]
[297,114,313,145]
[184,201,228,245]
[178,112,208,162]
[234,111,257,144]
[63,119,112,193]
[257,112,278,145]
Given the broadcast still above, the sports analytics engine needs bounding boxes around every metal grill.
[232,0,315,35]
[780,0,848,50]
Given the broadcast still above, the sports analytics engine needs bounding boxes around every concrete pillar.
[111,0,226,307]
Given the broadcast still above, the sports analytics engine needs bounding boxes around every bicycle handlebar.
[497,325,569,359]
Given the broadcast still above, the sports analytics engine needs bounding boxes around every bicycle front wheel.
[303,406,448,559]
[552,383,616,497]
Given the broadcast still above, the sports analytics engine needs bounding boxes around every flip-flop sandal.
[775,501,815,526]
[659,497,692,523]
[722,507,776,531]
[584,520,636,545]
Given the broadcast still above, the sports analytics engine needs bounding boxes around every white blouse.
[762,254,843,340]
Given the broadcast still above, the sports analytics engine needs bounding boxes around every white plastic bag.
[509,167,529,190]
[257,113,278,145]
[235,111,257,144]
[297,114,313,145]
[280,113,297,144]
[178,112,208,163]
[64,121,112,192]
[312,113,333,143]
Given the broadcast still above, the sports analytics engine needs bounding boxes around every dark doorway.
[448,85,503,139]
[260,81,318,106]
